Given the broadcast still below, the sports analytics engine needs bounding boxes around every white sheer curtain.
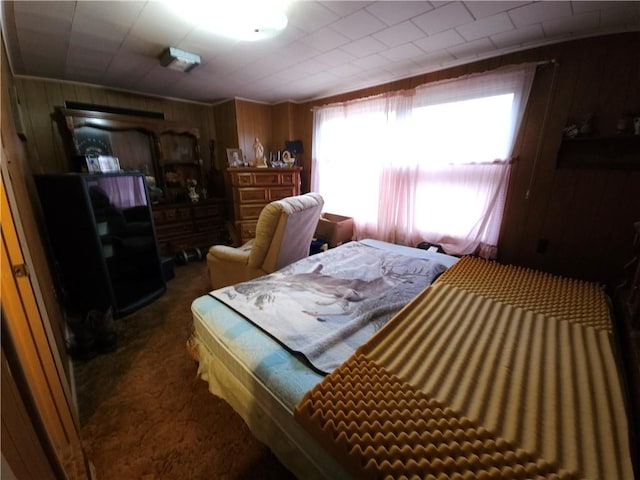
[311,65,535,258]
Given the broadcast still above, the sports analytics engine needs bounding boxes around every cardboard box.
[315,213,354,248]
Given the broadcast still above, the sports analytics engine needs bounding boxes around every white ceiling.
[2,1,639,105]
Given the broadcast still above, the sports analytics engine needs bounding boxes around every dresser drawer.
[155,206,192,223]
[252,172,284,185]
[269,186,296,200]
[231,170,298,187]
[237,187,269,203]
[229,167,301,242]
[193,203,223,218]
[238,204,266,219]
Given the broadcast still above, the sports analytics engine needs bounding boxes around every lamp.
[285,140,303,155]
[159,47,201,72]
[162,1,290,42]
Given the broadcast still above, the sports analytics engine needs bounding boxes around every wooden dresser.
[152,198,227,255]
[228,167,301,244]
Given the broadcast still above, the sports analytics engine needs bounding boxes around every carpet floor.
[74,261,296,480]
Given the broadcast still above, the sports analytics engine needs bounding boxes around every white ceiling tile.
[274,42,322,63]
[315,49,357,67]
[4,0,636,104]
[456,13,514,41]
[412,3,475,35]
[121,33,163,57]
[447,37,495,59]
[13,1,75,22]
[14,10,72,35]
[412,50,457,68]
[74,1,144,28]
[140,67,188,88]
[340,35,388,57]
[250,55,300,77]
[71,9,131,40]
[322,1,371,17]
[352,53,394,70]
[413,29,465,53]
[464,1,530,19]
[297,70,340,87]
[177,31,239,61]
[286,1,340,32]
[508,1,572,28]
[130,2,193,46]
[16,28,68,55]
[300,27,352,52]
[379,42,424,62]
[366,1,434,26]
[329,9,387,40]
[65,45,113,71]
[490,24,544,49]
[542,11,600,37]
[373,21,425,47]
[327,62,364,78]
[105,51,153,74]
[244,74,290,91]
[265,24,308,47]
[69,31,123,54]
[272,64,315,82]
[294,58,332,75]
[19,51,66,76]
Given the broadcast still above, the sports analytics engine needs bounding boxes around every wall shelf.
[557,135,640,170]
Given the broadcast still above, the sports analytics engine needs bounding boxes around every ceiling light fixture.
[159,47,201,72]
[163,0,290,42]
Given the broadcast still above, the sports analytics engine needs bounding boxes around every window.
[312,65,535,258]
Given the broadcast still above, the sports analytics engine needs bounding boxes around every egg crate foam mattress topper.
[294,257,631,479]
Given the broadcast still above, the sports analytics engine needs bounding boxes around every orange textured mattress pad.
[294,257,632,479]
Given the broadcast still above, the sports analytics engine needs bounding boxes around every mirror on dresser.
[55,107,229,256]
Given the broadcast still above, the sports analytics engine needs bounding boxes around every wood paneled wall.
[10,32,639,283]
[2,37,89,479]
[235,99,273,160]
[12,78,217,178]
[292,32,640,284]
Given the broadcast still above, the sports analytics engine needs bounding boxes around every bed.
[188,239,637,480]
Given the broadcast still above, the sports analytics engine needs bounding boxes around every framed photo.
[86,155,101,173]
[226,148,243,167]
[86,155,120,173]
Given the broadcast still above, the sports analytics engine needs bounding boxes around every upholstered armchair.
[207,192,324,289]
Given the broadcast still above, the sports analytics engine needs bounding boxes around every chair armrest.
[208,245,250,264]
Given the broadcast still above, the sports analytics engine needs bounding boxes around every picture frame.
[226,148,244,167]
[86,155,120,173]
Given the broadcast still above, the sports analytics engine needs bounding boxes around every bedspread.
[294,257,632,479]
[211,241,446,374]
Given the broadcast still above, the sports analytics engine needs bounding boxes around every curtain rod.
[310,59,559,112]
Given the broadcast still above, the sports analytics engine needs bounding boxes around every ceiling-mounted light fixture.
[163,1,290,42]
[159,47,201,72]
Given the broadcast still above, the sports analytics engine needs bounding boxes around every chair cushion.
[248,193,323,270]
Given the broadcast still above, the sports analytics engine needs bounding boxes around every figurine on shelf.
[282,150,295,167]
[253,137,267,168]
[579,113,594,137]
[563,122,579,139]
[186,178,199,203]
